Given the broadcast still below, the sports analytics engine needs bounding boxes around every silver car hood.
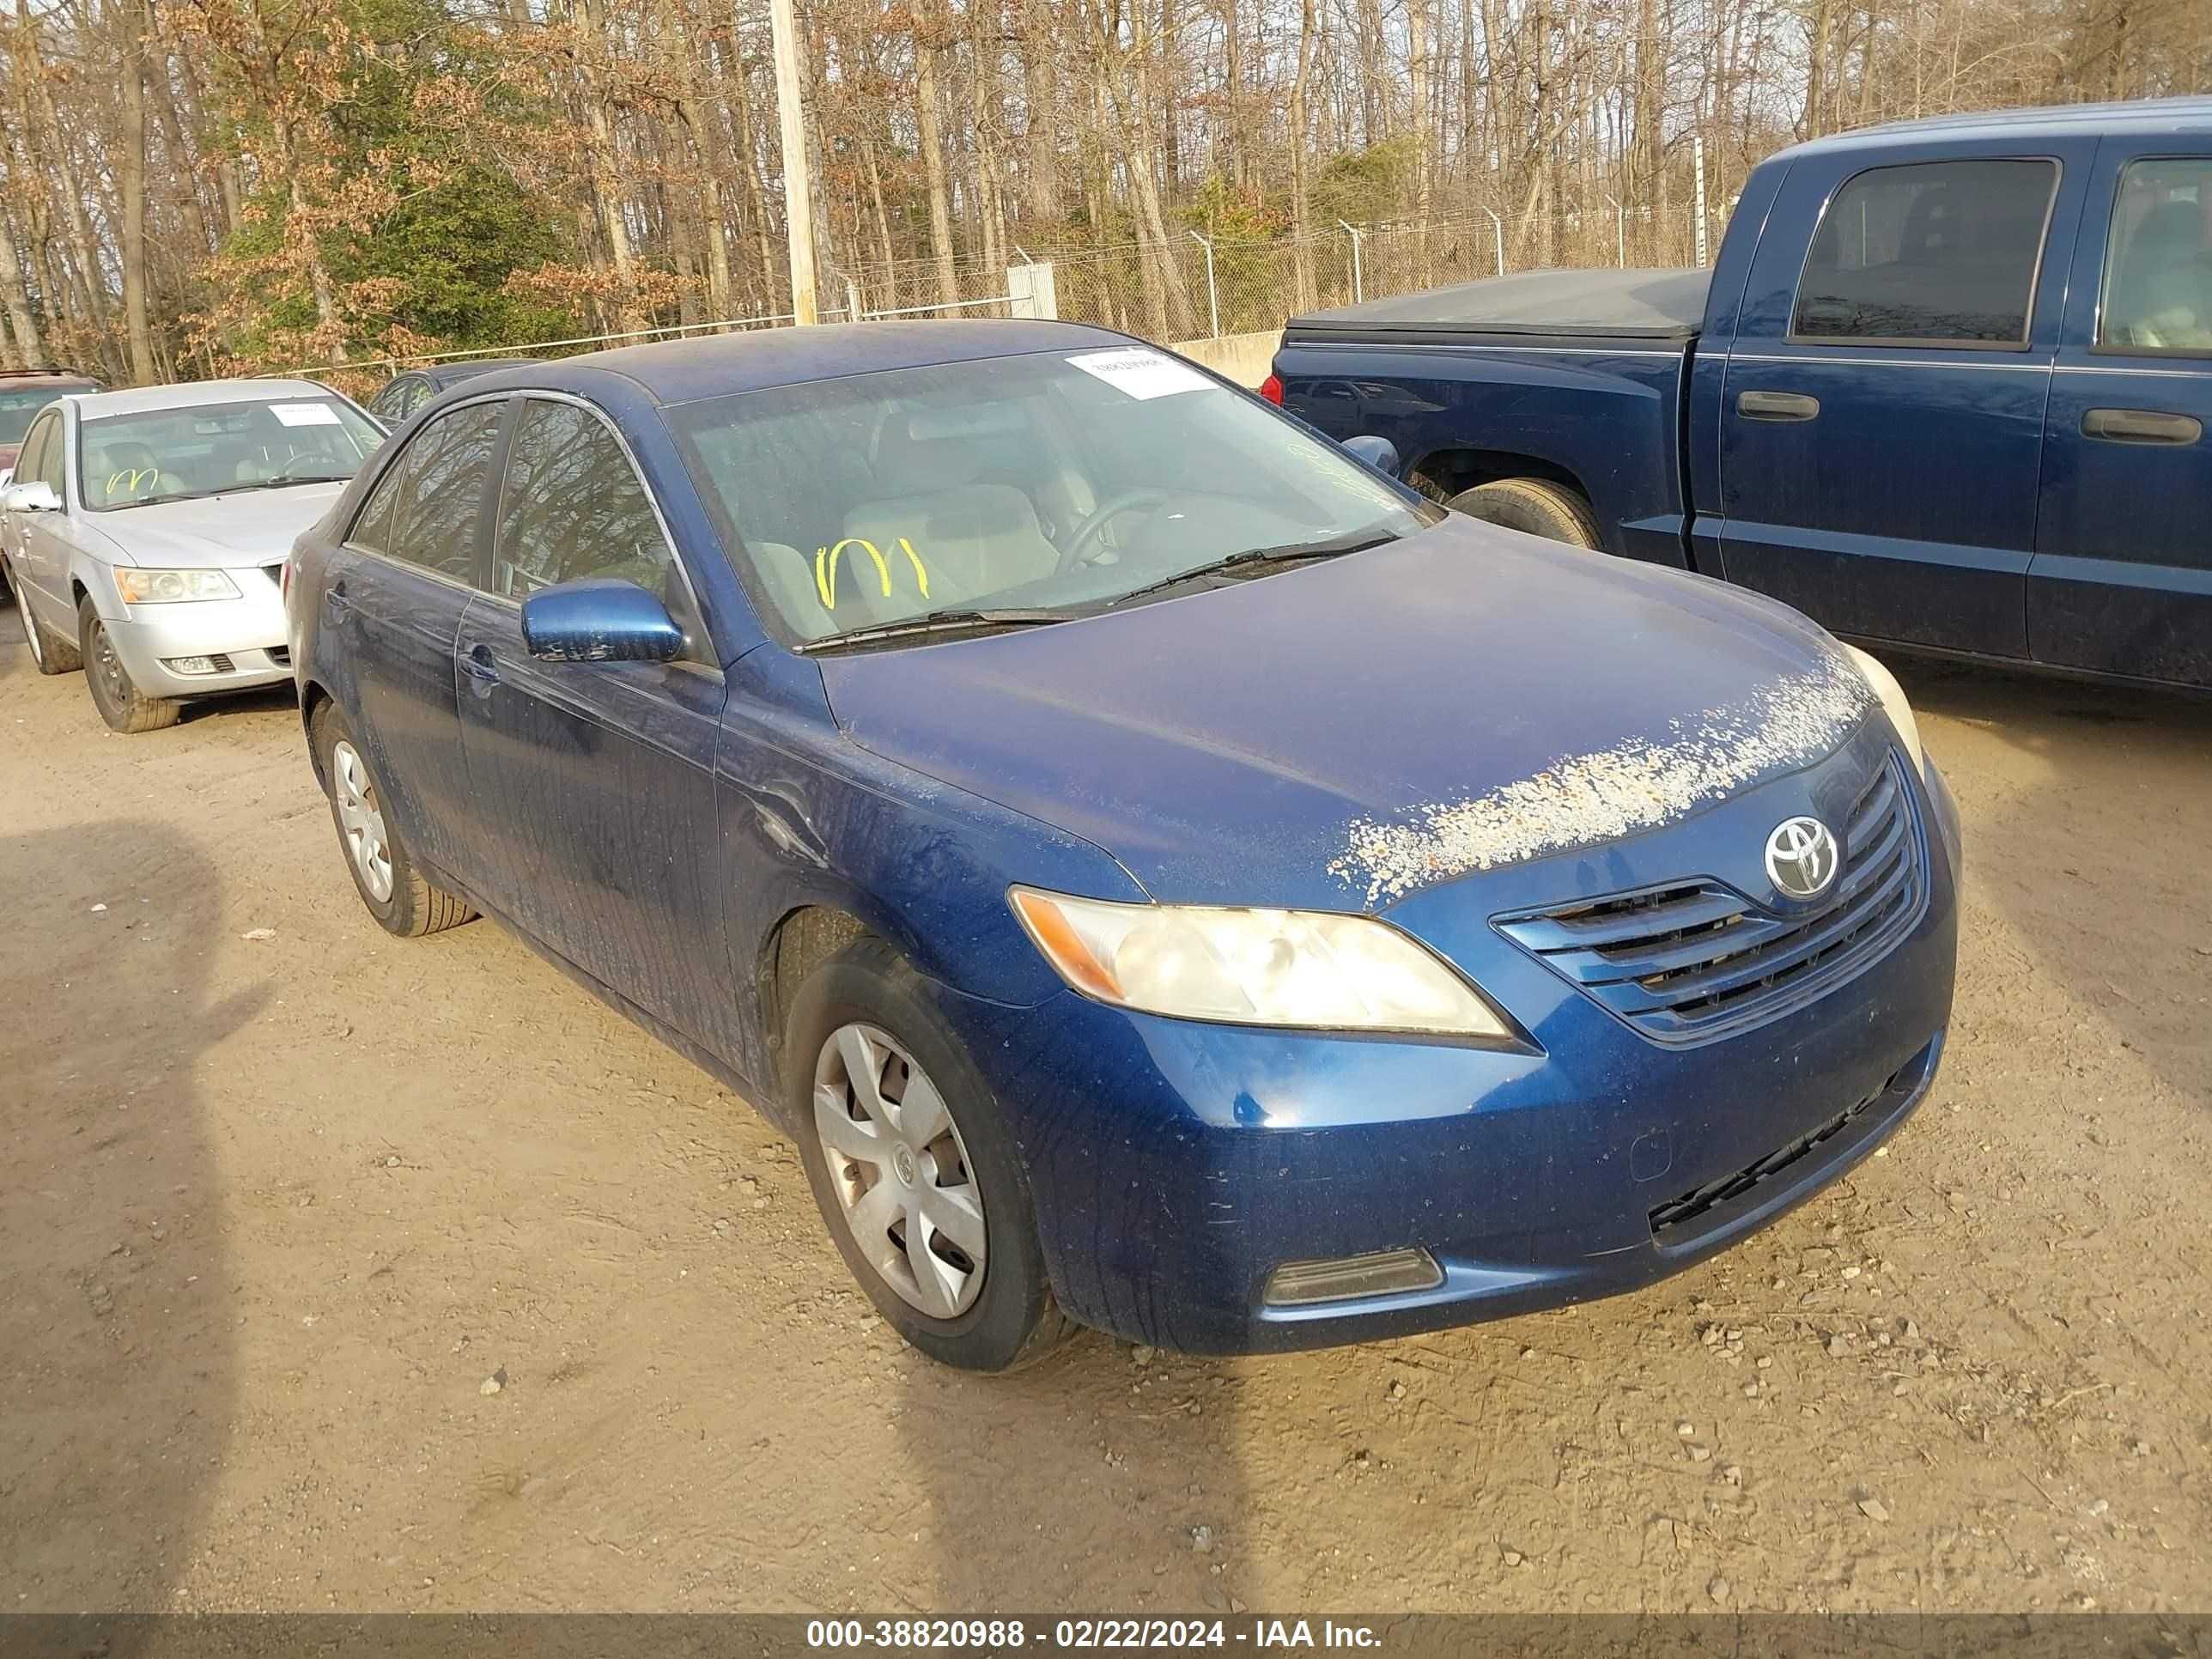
[94,483,347,569]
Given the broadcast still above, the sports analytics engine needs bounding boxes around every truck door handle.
[1737,390,1820,422]
[2081,407,2202,445]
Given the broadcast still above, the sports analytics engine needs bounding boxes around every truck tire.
[1446,478,1603,550]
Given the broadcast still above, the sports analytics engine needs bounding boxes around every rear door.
[2031,145,2212,687]
[1717,143,2093,654]
[453,394,734,1053]
[335,398,507,882]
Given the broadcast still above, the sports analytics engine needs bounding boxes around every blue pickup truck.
[1269,98,2212,690]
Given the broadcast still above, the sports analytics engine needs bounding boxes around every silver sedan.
[2,378,385,732]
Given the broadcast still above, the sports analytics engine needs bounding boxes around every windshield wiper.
[798,607,1078,653]
[1105,528,1402,610]
[220,472,353,494]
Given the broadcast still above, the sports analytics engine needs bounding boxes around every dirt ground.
[3,586,2208,1618]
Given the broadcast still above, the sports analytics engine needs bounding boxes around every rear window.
[1792,159,2058,346]
[0,382,94,447]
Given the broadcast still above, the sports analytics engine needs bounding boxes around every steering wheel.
[1057,489,1171,571]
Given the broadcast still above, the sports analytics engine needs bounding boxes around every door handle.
[462,642,501,689]
[2081,407,2202,445]
[1737,390,1821,422]
[323,582,351,617]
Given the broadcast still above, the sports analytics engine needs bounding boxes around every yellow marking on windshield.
[814,538,897,609]
[897,537,929,599]
[106,468,159,496]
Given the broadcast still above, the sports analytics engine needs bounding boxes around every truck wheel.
[1446,478,1603,550]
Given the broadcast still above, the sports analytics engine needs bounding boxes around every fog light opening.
[1262,1247,1443,1307]
[162,655,219,676]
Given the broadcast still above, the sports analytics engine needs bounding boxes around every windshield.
[0,384,93,448]
[79,395,384,511]
[665,347,1438,645]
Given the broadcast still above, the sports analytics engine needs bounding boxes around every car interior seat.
[840,405,1060,613]
[90,441,179,507]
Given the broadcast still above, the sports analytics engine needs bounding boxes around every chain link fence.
[303,198,1723,386]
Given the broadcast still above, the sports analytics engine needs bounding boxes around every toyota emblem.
[1765,817,1840,901]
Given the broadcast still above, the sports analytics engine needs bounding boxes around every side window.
[349,401,503,581]
[2098,157,2212,354]
[33,414,67,495]
[493,398,695,612]
[16,412,56,490]
[1793,159,2058,346]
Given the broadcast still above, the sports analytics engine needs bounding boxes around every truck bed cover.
[1284,267,1710,344]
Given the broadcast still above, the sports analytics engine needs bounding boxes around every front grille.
[207,653,235,673]
[1648,1054,1917,1242]
[1496,757,1925,1044]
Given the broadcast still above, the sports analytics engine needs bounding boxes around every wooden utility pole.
[768,0,818,324]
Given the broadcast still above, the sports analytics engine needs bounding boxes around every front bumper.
[100,569,291,699]
[933,747,1961,1355]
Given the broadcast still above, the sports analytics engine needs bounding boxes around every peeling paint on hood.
[1328,651,1875,906]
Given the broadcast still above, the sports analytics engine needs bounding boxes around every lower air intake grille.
[1648,1055,1916,1241]
[1495,757,1926,1044]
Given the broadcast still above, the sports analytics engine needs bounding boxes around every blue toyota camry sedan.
[286,321,1960,1370]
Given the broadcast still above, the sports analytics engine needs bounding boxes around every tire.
[310,700,476,939]
[11,573,82,675]
[78,597,177,730]
[1445,477,1604,550]
[788,938,1074,1374]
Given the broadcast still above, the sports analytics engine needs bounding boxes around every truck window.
[2097,157,2212,355]
[1792,159,2057,347]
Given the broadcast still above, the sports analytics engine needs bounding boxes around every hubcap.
[811,1023,987,1320]
[91,622,126,705]
[331,738,394,903]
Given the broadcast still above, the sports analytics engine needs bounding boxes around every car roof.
[0,368,100,386]
[1787,95,2212,159]
[420,358,538,387]
[69,378,342,419]
[461,319,1131,406]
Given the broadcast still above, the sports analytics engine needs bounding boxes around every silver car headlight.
[1843,643,1923,769]
[115,567,241,605]
[1009,888,1512,1038]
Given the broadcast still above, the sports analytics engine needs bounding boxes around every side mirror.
[1341,434,1401,477]
[1,480,59,514]
[520,577,684,665]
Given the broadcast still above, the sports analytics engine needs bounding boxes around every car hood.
[817,516,1879,911]
[94,483,349,568]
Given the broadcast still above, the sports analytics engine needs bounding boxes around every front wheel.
[310,701,475,938]
[789,938,1073,1373]
[1445,477,1603,550]
[78,598,177,731]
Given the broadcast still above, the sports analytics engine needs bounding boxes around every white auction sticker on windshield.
[1066,347,1212,400]
[269,402,343,427]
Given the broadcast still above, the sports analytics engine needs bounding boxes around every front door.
[1718,147,2091,655]
[334,398,507,880]
[8,410,71,631]
[2031,145,2212,688]
[453,395,734,1054]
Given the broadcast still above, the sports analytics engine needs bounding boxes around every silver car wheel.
[812,1022,988,1320]
[17,586,42,666]
[331,738,394,903]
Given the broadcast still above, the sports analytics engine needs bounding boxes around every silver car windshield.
[665,348,1436,645]
[80,397,384,512]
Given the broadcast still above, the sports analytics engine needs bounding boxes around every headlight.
[1842,643,1923,769]
[115,567,241,605]
[1009,887,1513,1038]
